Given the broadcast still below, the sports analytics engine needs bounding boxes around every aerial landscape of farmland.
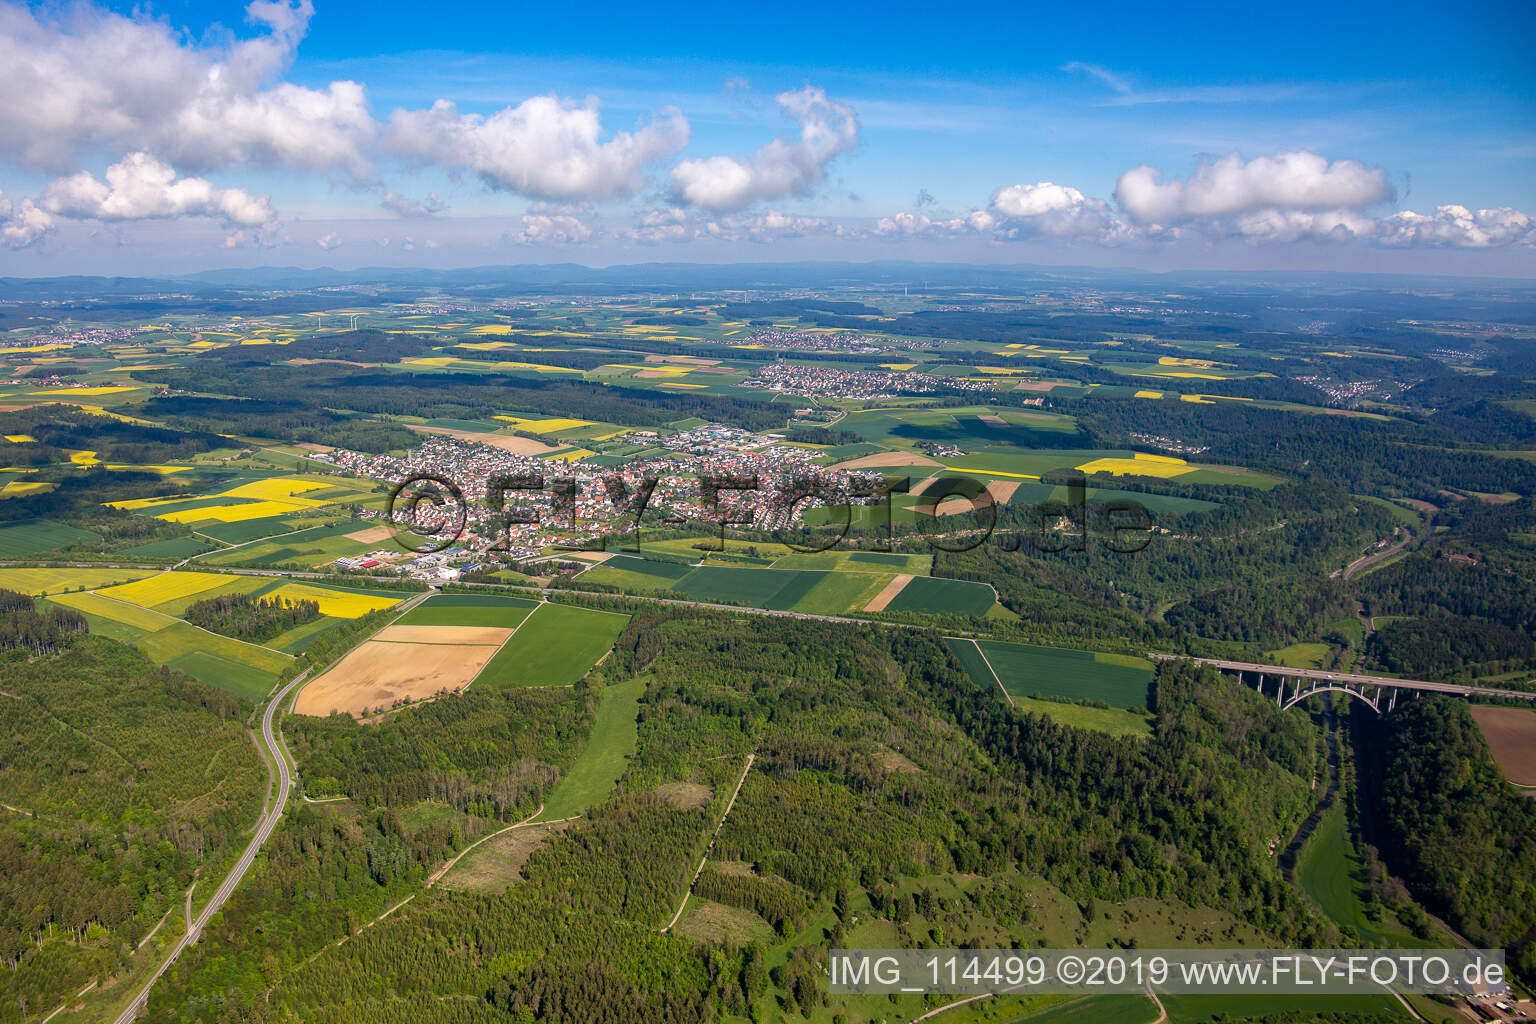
[1,0,1534,1020]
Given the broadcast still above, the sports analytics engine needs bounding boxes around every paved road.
[1151,654,1536,702]
[1342,529,1413,582]
[112,669,310,1024]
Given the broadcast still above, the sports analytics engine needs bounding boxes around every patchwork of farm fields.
[5,568,412,700]
[291,594,629,716]
[582,555,996,617]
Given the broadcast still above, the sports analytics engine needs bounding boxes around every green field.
[1295,799,1434,947]
[770,549,932,574]
[538,676,645,819]
[884,575,996,616]
[1012,696,1154,737]
[267,614,344,654]
[118,535,217,559]
[45,597,288,700]
[0,518,98,557]
[785,571,892,614]
[202,522,374,567]
[597,553,696,580]
[838,405,1085,448]
[964,640,1154,709]
[588,557,991,617]
[1156,991,1412,1022]
[474,602,630,688]
[393,592,540,627]
[1265,642,1331,669]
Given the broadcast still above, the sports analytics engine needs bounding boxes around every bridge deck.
[1148,654,1536,701]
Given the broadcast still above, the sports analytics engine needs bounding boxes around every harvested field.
[655,782,712,809]
[294,640,498,716]
[297,442,335,452]
[863,573,914,611]
[830,450,941,470]
[344,525,394,543]
[440,822,569,892]
[373,624,512,645]
[988,479,1021,503]
[1470,706,1536,787]
[405,423,563,456]
[978,414,1008,427]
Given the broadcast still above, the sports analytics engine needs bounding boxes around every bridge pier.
[1388,689,1397,712]
[1277,677,1286,708]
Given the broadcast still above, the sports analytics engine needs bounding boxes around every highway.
[1149,654,1536,702]
[112,669,310,1024]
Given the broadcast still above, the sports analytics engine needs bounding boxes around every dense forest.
[142,607,1342,1022]
[0,638,263,1024]
[1358,697,1536,977]
[0,588,87,653]
[185,592,321,643]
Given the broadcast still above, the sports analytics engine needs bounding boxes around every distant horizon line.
[4,259,1535,287]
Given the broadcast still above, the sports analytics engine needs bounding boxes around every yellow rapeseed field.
[155,500,306,523]
[493,416,593,433]
[97,571,235,608]
[262,583,400,618]
[26,386,140,396]
[0,481,54,496]
[220,477,332,504]
[1075,453,1193,478]
[0,567,154,595]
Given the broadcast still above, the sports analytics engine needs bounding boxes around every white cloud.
[720,209,834,243]
[315,231,340,249]
[873,211,989,238]
[624,207,836,244]
[0,0,374,177]
[627,207,696,244]
[42,152,275,226]
[387,95,687,201]
[1115,151,1393,224]
[1228,207,1378,243]
[670,86,858,212]
[1378,205,1536,248]
[0,189,52,247]
[990,182,1132,241]
[511,213,594,245]
[381,191,445,217]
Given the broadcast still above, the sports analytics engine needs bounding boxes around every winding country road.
[111,669,310,1024]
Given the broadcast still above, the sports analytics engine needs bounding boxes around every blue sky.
[0,0,1532,275]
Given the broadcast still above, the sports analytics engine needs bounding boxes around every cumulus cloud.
[315,231,340,249]
[42,152,275,226]
[990,182,1132,241]
[623,207,837,245]
[1378,205,1536,248]
[0,189,52,247]
[380,191,445,217]
[387,95,687,201]
[626,207,696,244]
[874,211,992,238]
[670,86,858,212]
[511,213,594,245]
[0,0,374,177]
[1115,151,1393,225]
[723,210,835,243]
[1226,207,1377,243]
